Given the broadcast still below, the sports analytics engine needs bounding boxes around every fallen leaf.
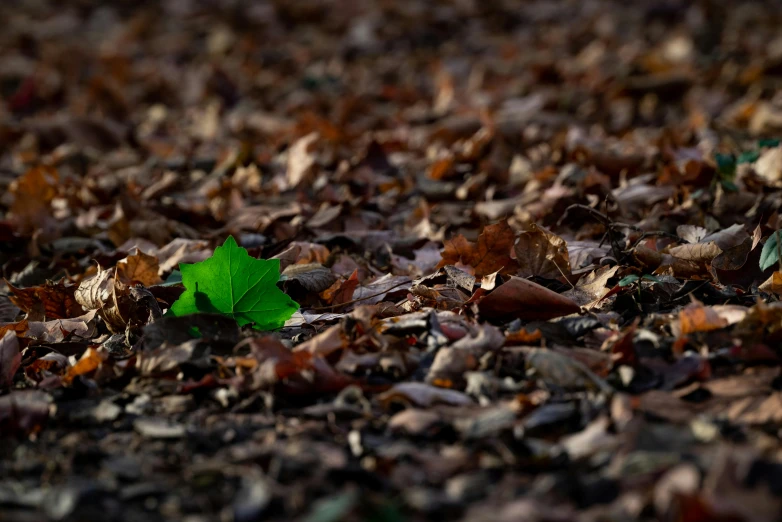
[378,382,474,408]
[563,265,620,308]
[168,236,299,330]
[668,241,722,264]
[7,280,84,320]
[8,166,59,236]
[478,276,581,321]
[287,132,319,187]
[525,347,613,393]
[61,348,105,386]
[117,250,163,286]
[0,331,21,388]
[438,220,516,277]
[514,224,572,279]
[759,272,782,295]
[678,303,729,335]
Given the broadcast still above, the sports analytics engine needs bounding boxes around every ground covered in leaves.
[4,1,782,521]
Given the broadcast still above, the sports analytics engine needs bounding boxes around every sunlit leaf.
[168,236,299,330]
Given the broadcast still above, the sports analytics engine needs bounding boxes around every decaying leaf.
[514,224,572,279]
[117,250,163,286]
[438,220,516,277]
[478,276,581,320]
[0,331,21,388]
[8,166,59,236]
[76,267,161,333]
[7,280,83,320]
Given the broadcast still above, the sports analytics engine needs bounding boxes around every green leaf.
[760,231,782,272]
[618,274,640,287]
[737,150,760,164]
[168,236,299,330]
[641,274,663,284]
[759,138,780,148]
[715,153,736,179]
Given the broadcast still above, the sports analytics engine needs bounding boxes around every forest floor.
[3,1,782,521]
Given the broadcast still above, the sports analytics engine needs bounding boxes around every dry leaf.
[0,331,21,389]
[514,224,572,279]
[668,241,722,264]
[759,271,782,295]
[61,348,105,386]
[7,280,84,320]
[378,382,473,408]
[438,220,516,277]
[478,276,581,320]
[287,132,319,187]
[678,303,729,335]
[563,265,620,308]
[8,166,59,236]
[117,250,163,286]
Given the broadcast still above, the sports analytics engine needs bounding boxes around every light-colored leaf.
[514,224,572,279]
[117,250,163,287]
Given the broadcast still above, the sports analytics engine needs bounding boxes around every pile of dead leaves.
[3,1,782,521]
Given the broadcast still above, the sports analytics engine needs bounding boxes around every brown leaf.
[668,241,722,264]
[154,238,212,274]
[427,324,504,386]
[293,325,347,357]
[678,302,729,335]
[74,268,114,312]
[61,348,105,386]
[8,165,59,236]
[0,331,21,389]
[76,268,160,333]
[244,336,353,395]
[0,320,29,339]
[712,238,769,288]
[438,220,516,277]
[378,382,473,409]
[505,328,543,344]
[701,224,749,250]
[117,250,163,286]
[7,280,84,320]
[676,225,709,244]
[478,276,581,320]
[759,272,782,295]
[563,265,620,308]
[514,224,572,279]
[320,269,360,307]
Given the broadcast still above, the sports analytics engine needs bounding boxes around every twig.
[628,231,685,251]
[557,204,611,227]
[551,258,575,291]
[670,281,710,303]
